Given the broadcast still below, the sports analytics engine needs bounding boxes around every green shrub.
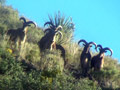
[37,50,64,72]
[0,48,23,74]
[0,48,25,90]
[0,3,120,90]
[51,73,102,90]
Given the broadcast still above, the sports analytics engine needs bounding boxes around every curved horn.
[97,44,103,51]
[44,22,55,27]
[89,42,97,47]
[53,31,63,43]
[103,47,113,56]
[55,25,62,31]
[26,21,37,27]
[55,31,63,40]
[78,39,87,45]
[20,17,26,23]
[88,42,97,51]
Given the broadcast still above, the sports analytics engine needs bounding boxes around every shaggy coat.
[7,17,36,50]
[78,39,97,76]
[91,45,113,71]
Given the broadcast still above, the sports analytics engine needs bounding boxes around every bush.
[51,73,102,90]
[0,48,25,90]
[0,48,22,74]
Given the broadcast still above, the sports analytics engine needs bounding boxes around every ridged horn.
[55,31,63,40]
[78,39,87,45]
[20,17,26,23]
[53,31,63,43]
[26,21,37,27]
[97,44,103,51]
[88,42,97,51]
[89,42,97,47]
[55,25,62,31]
[103,47,113,56]
[44,22,54,27]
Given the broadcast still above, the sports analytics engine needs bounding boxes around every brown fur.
[78,40,97,76]
[91,53,105,71]
[7,17,36,51]
[91,45,112,71]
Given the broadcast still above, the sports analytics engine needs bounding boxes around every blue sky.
[6,0,120,61]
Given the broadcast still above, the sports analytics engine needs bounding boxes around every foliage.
[90,57,120,89]
[0,5,20,36]
[0,0,6,5]
[27,27,44,44]
[45,12,75,45]
[51,73,102,90]
[0,48,25,90]
[0,3,120,90]
[0,48,101,90]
